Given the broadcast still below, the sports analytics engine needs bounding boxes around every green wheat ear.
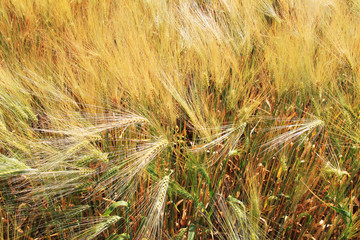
[73,216,122,240]
[214,195,261,240]
[135,174,170,240]
[0,154,36,179]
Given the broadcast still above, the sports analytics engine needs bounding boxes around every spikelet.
[78,167,95,176]
[0,154,36,179]
[192,122,246,165]
[0,120,6,130]
[76,151,108,166]
[47,205,91,232]
[38,113,149,138]
[307,119,324,130]
[0,112,6,130]
[214,195,259,240]
[96,138,168,200]
[135,175,170,240]
[9,168,95,203]
[140,139,168,165]
[257,0,282,23]
[316,151,349,179]
[65,140,92,155]
[75,180,96,191]
[73,216,121,240]
[11,104,29,120]
[153,175,170,213]
[324,162,349,178]
[263,118,324,152]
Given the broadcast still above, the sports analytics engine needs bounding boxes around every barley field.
[0,0,360,239]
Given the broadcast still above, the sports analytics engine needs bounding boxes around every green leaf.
[187,224,196,240]
[331,205,352,223]
[103,201,129,217]
[107,233,130,240]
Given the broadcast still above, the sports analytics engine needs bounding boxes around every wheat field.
[1,0,360,239]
